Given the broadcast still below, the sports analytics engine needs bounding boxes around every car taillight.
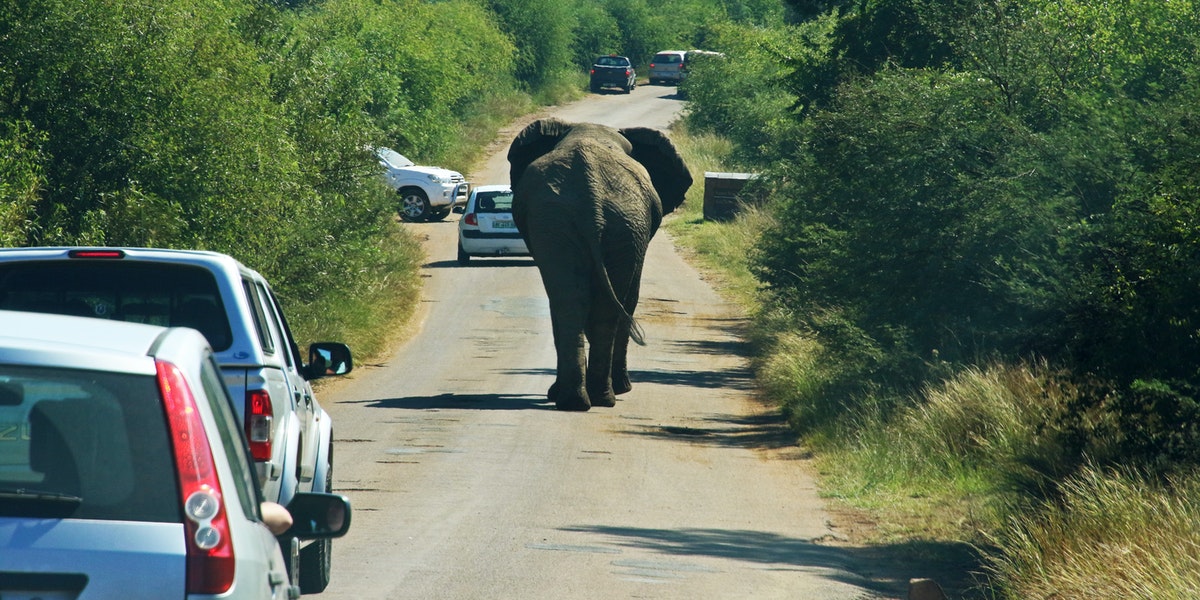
[625,69,632,76]
[157,360,235,595]
[465,212,478,226]
[246,389,273,461]
[649,62,657,68]
[590,68,596,75]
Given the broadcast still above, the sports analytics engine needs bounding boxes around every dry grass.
[988,466,1200,599]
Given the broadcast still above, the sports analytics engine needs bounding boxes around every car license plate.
[493,220,515,229]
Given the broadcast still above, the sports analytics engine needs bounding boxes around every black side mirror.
[284,492,352,540]
[305,342,353,379]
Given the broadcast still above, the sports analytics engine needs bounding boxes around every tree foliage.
[0,0,759,318]
[687,0,1200,466]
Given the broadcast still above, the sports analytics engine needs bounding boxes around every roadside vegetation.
[5,0,1200,597]
[0,0,770,346]
[671,0,1200,597]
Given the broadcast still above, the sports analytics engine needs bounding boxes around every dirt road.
[316,85,893,599]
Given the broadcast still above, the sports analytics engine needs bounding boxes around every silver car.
[0,310,351,599]
[457,184,530,265]
[0,246,351,592]
[647,50,686,84]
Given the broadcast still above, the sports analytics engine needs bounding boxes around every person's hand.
[261,501,293,535]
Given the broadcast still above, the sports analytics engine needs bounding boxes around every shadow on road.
[617,411,805,454]
[629,364,755,391]
[344,392,552,410]
[423,258,536,269]
[559,524,992,599]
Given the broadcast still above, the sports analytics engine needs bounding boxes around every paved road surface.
[315,84,888,599]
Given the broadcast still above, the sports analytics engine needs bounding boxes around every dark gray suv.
[590,55,636,93]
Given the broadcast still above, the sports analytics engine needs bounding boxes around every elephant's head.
[507,118,693,214]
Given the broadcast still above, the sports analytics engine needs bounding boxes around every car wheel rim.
[401,196,424,218]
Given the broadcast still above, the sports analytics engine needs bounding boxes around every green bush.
[0,121,44,247]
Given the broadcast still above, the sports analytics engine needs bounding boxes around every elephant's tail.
[589,236,647,347]
[630,318,646,346]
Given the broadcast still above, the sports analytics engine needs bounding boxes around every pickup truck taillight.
[157,360,235,595]
[246,389,273,461]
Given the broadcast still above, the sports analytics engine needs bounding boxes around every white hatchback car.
[0,310,350,599]
[457,184,530,265]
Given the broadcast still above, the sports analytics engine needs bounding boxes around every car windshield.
[0,262,234,351]
[377,148,414,168]
[0,367,179,522]
[474,191,514,213]
[654,54,681,64]
[595,56,627,67]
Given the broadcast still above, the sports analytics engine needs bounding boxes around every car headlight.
[427,173,448,184]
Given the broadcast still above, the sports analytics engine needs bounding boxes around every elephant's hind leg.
[585,306,620,407]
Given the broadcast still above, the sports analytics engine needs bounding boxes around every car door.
[198,354,293,599]
[258,281,320,490]
[240,277,296,503]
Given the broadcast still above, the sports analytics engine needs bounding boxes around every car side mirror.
[305,342,353,379]
[283,492,352,540]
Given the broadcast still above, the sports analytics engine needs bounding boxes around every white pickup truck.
[377,147,470,222]
[0,246,353,594]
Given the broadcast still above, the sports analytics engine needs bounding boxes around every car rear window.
[653,53,682,63]
[0,367,181,522]
[474,191,514,213]
[595,56,628,67]
[0,261,233,351]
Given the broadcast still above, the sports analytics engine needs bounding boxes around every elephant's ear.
[620,127,694,215]
[508,118,571,188]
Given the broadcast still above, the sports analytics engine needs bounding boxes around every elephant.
[507,118,693,411]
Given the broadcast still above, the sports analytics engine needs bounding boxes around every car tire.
[298,457,334,594]
[457,243,471,266]
[398,187,431,222]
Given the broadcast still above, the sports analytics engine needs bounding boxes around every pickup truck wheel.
[299,456,334,593]
[398,187,431,222]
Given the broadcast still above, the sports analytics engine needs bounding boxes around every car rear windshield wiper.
[0,487,83,504]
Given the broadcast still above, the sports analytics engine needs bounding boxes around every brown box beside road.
[702,172,756,221]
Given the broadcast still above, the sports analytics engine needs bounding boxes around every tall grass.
[666,123,1200,597]
[987,466,1200,599]
[289,225,423,359]
[664,123,766,304]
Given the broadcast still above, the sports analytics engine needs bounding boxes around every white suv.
[377,147,469,222]
[0,247,352,593]
[0,310,351,599]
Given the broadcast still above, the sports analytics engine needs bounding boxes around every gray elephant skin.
[507,118,693,411]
